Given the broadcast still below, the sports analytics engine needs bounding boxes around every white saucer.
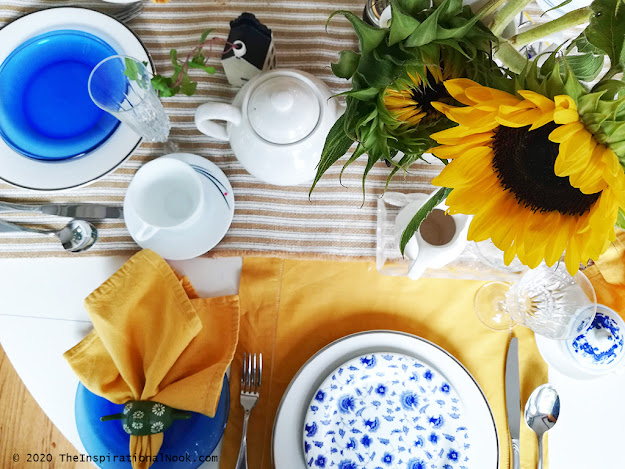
[273,331,499,469]
[0,8,150,191]
[124,153,235,260]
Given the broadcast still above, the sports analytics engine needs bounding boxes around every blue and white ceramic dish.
[567,305,625,371]
[75,375,229,469]
[536,304,625,380]
[303,353,470,469]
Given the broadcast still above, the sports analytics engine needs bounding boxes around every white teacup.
[125,158,204,242]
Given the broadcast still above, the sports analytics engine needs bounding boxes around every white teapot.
[195,69,343,186]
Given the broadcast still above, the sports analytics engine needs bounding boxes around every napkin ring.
[101,401,191,436]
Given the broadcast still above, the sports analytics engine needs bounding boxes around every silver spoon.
[524,384,560,469]
[0,219,98,253]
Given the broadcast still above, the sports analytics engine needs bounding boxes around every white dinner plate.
[124,153,235,260]
[0,8,151,191]
[273,330,499,469]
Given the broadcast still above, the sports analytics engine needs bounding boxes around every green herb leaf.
[331,50,361,79]
[310,114,354,195]
[586,0,625,68]
[191,50,205,66]
[170,49,178,66]
[188,62,216,74]
[327,10,386,54]
[124,57,139,81]
[180,74,198,96]
[400,187,452,255]
[200,29,213,43]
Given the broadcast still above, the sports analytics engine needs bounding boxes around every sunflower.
[384,65,452,127]
[429,78,625,275]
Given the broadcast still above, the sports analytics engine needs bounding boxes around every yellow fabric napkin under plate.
[221,257,547,469]
[64,250,240,469]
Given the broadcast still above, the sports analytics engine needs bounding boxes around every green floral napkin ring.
[101,401,191,436]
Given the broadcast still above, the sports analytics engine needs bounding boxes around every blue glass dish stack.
[0,30,121,161]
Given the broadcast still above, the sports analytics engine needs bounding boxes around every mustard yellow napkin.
[64,250,240,469]
[221,257,547,469]
[585,229,625,311]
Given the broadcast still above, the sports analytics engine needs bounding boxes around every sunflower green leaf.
[327,11,386,54]
[310,114,354,196]
[389,3,422,45]
[586,0,625,69]
[400,187,452,255]
[332,50,361,79]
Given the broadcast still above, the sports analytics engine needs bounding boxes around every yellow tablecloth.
[222,257,548,469]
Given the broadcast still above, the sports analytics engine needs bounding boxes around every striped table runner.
[0,0,580,259]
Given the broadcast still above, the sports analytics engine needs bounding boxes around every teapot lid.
[247,75,320,145]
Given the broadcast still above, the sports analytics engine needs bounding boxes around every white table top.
[0,256,624,468]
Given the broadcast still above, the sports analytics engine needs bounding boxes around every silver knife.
[0,201,123,219]
[506,337,521,469]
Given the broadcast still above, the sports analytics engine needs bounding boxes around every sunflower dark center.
[491,123,600,216]
[410,80,448,113]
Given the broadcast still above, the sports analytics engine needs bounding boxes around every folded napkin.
[585,229,625,310]
[64,250,240,469]
[222,257,548,469]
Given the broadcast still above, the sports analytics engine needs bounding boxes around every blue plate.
[0,30,120,161]
[75,375,230,469]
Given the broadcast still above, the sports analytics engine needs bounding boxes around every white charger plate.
[124,153,235,260]
[273,330,499,469]
[0,8,151,191]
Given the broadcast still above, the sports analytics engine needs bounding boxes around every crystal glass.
[88,55,170,142]
[474,264,597,339]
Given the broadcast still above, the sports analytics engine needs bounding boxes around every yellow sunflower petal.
[517,90,556,112]
[548,122,585,143]
[430,132,494,159]
[464,86,521,109]
[496,109,553,128]
[442,79,482,106]
[554,129,594,176]
[553,95,580,125]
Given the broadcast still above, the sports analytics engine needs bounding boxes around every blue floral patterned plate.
[303,353,470,469]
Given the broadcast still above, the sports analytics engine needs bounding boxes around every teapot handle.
[195,102,242,141]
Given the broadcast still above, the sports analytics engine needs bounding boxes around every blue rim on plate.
[0,29,120,161]
[75,375,230,468]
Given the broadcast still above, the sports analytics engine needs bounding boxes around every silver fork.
[235,352,262,469]
[109,1,144,23]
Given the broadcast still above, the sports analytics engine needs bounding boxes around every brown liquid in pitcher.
[419,209,456,246]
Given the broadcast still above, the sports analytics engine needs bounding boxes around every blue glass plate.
[75,375,230,469]
[0,30,120,161]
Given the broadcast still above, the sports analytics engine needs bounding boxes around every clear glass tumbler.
[88,55,170,142]
[474,263,597,339]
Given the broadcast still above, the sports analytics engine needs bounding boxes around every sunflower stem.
[475,0,509,21]
[489,0,532,36]
[507,7,593,48]
[495,40,527,74]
